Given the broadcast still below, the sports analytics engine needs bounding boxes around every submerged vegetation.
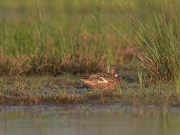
[0,0,180,105]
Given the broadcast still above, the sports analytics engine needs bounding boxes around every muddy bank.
[0,71,180,106]
[1,103,180,115]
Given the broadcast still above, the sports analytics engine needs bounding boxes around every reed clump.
[114,1,180,84]
[0,51,106,76]
[138,5,180,83]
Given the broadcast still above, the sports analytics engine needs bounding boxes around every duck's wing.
[89,73,110,78]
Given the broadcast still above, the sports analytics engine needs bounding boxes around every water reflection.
[0,104,180,135]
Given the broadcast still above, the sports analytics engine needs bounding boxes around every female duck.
[80,67,122,90]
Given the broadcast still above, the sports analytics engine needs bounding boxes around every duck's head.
[110,67,121,78]
[109,67,116,75]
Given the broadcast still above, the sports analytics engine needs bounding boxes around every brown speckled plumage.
[80,67,122,90]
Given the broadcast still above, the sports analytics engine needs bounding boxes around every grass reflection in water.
[0,104,180,135]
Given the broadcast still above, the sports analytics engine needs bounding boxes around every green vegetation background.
[1,0,180,105]
[0,0,180,78]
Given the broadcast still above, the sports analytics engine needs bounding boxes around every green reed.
[112,0,180,83]
[0,0,118,75]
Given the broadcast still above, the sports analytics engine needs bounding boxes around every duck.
[80,67,122,90]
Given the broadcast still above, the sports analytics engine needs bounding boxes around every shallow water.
[0,104,180,135]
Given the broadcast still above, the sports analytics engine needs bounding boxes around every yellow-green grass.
[0,0,138,75]
[106,0,180,85]
[1,0,180,88]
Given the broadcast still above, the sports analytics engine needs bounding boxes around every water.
[0,104,180,135]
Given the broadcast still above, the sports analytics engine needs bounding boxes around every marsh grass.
[0,0,145,76]
[0,0,117,76]
[1,0,180,106]
[0,50,29,75]
[175,71,180,93]
[114,1,180,82]
[0,75,180,106]
[0,18,109,75]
